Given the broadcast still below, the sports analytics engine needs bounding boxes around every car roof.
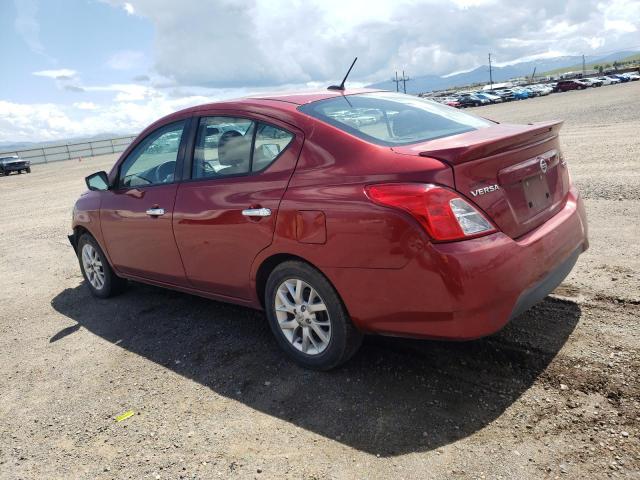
[245,88,383,105]
[180,88,384,113]
[131,88,389,143]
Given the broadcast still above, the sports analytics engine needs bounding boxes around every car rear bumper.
[325,186,588,340]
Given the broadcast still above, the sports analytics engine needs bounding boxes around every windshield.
[298,91,492,146]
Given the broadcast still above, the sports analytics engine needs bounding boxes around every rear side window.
[193,117,255,179]
[299,91,491,146]
[192,117,293,179]
[253,123,294,171]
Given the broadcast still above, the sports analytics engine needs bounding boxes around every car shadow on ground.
[51,282,580,457]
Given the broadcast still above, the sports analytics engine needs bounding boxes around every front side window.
[192,117,293,179]
[299,91,492,146]
[119,121,186,188]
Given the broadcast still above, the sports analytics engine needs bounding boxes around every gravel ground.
[0,82,638,480]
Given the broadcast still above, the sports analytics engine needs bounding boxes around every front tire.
[26,167,31,173]
[77,234,127,298]
[265,261,363,370]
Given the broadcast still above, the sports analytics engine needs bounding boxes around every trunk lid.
[392,121,571,239]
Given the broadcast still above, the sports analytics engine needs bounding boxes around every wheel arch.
[254,253,350,316]
[73,224,118,273]
[255,253,310,309]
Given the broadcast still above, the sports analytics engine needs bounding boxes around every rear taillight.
[364,183,496,242]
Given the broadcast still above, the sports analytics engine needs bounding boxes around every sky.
[1,0,639,143]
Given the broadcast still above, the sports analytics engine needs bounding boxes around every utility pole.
[392,71,400,92]
[401,70,411,94]
[488,53,493,89]
[582,54,586,77]
[391,71,411,93]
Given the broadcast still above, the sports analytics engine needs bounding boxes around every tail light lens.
[365,183,496,242]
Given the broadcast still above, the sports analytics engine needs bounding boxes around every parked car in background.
[442,97,462,108]
[596,76,616,86]
[456,93,487,107]
[555,80,585,92]
[610,74,630,83]
[529,84,553,95]
[474,92,502,103]
[68,89,588,369]
[488,89,515,101]
[581,78,603,87]
[604,76,622,84]
[509,88,529,100]
[622,72,640,81]
[519,86,538,97]
[0,155,31,175]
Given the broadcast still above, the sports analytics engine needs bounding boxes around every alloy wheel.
[81,243,105,290]
[274,278,331,355]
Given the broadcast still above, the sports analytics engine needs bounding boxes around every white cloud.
[84,83,158,102]
[73,102,99,110]
[604,19,637,33]
[101,0,640,88]
[0,101,79,142]
[0,79,333,142]
[33,69,78,79]
[106,50,145,70]
[14,0,45,56]
[0,87,234,142]
[5,0,640,144]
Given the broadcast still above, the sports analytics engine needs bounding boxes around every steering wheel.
[154,161,176,183]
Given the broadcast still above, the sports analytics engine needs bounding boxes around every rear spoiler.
[411,121,563,165]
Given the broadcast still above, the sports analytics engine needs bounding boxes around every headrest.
[218,130,247,166]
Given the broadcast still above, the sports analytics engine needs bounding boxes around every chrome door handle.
[146,208,165,216]
[242,208,271,217]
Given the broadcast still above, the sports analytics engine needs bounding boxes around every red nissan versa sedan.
[69,89,588,370]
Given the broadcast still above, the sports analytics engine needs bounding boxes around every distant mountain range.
[368,50,640,94]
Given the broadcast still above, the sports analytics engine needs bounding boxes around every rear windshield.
[298,91,492,146]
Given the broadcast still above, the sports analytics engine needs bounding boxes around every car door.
[173,114,303,299]
[100,119,191,286]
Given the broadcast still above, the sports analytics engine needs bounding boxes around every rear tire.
[265,261,363,370]
[77,234,127,298]
[26,167,31,173]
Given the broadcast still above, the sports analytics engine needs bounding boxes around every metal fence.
[0,135,137,165]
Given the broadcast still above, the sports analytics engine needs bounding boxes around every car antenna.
[328,57,358,91]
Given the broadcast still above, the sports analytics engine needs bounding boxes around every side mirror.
[206,126,220,136]
[85,171,110,191]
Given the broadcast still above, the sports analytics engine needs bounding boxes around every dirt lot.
[1,82,639,480]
